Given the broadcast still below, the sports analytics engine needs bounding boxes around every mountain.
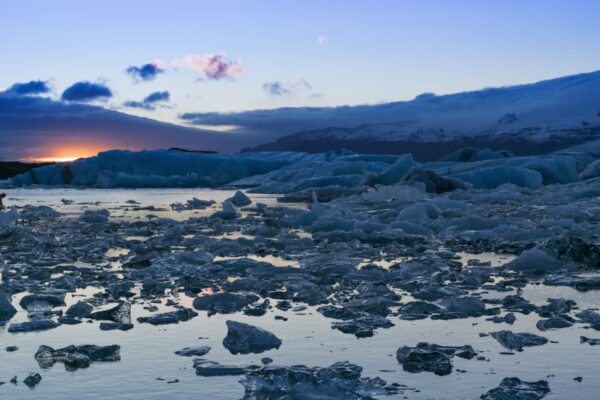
[242,70,600,160]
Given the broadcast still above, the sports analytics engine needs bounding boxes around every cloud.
[123,91,170,111]
[144,91,170,103]
[179,98,421,139]
[172,52,242,80]
[180,106,371,137]
[61,81,113,102]
[122,100,153,110]
[262,82,289,96]
[126,62,164,82]
[0,92,245,160]
[5,80,51,96]
[317,35,328,45]
[262,79,313,96]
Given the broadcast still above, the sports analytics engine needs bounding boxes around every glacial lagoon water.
[0,188,598,399]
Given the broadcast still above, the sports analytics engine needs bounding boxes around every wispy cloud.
[126,62,164,82]
[61,81,112,102]
[5,80,51,96]
[123,100,152,110]
[262,79,313,96]
[317,35,328,45]
[294,79,312,90]
[179,100,405,137]
[123,90,170,111]
[172,52,243,80]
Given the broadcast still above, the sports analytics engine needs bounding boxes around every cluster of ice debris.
[1,145,600,398]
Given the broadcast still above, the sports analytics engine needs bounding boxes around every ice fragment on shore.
[227,190,252,207]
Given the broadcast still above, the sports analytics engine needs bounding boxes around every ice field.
[1,146,600,399]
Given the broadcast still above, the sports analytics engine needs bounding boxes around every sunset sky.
[2,0,600,161]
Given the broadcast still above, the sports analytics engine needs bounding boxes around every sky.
[1,0,600,160]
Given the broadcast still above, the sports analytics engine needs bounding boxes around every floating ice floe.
[34,344,121,370]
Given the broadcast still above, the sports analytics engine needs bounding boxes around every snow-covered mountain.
[245,70,600,160]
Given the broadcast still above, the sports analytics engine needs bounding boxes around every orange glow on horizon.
[22,143,111,163]
[27,156,81,163]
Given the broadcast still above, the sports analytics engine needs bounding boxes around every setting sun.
[28,156,80,163]
[22,143,106,163]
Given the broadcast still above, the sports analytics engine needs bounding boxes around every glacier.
[8,147,588,194]
[9,149,327,188]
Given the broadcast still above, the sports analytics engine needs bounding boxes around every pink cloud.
[172,52,243,80]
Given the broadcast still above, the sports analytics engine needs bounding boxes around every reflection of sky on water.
[0,188,598,399]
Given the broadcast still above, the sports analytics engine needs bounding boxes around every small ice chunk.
[222,320,282,354]
[0,291,17,322]
[80,209,110,223]
[35,344,121,370]
[175,346,211,357]
[480,377,550,400]
[490,330,548,351]
[505,249,561,273]
[227,190,252,207]
[210,200,239,219]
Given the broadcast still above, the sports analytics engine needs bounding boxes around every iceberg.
[437,147,513,162]
[453,166,543,189]
[523,156,579,184]
[581,159,600,180]
[372,154,417,185]
[396,202,441,221]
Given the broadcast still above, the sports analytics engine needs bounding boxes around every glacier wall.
[10,150,328,188]
[8,148,592,194]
